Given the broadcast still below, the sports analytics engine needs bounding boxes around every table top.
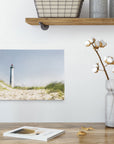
[0,123,114,144]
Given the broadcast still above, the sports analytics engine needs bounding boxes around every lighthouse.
[10,64,14,88]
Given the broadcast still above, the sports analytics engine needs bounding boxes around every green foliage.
[45,82,64,93]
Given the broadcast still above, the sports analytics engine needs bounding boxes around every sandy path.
[0,82,64,100]
[0,88,63,100]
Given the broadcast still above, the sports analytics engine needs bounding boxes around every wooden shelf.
[25,18,114,30]
[26,18,114,25]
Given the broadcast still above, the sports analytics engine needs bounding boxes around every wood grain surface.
[25,18,114,25]
[0,123,114,144]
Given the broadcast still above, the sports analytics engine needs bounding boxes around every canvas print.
[0,50,64,100]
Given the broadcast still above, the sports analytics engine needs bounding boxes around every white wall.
[0,0,114,122]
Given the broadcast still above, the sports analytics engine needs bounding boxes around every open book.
[3,126,65,141]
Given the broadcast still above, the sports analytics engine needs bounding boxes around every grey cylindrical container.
[110,0,114,17]
[89,0,108,18]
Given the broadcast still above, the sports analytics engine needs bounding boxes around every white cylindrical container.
[110,0,114,17]
[89,0,108,18]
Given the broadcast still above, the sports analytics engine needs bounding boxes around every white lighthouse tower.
[10,64,14,88]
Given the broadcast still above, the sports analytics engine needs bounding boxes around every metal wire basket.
[34,0,84,18]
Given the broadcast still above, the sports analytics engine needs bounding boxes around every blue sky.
[0,50,64,87]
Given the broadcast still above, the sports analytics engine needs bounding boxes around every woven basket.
[34,0,84,18]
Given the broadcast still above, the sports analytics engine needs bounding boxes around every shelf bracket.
[39,22,49,30]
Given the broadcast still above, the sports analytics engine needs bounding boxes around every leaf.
[77,131,87,136]
[81,127,94,131]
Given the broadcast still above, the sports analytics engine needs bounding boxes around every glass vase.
[105,79,114,127]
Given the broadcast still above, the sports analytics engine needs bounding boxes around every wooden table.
[0,123,114,144]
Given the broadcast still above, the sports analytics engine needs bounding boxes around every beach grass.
[45,82,64,93]
[0,85,8,91]
[14,86,44,90]
[14,82,64,93]
[0,80,11,88]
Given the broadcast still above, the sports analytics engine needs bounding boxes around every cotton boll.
[92,67,98,73]
[105,56,114,64]
[85,41,91,47]
[92,63,99,73]
[93,43,96,48]
[104,56,108,63]
[107,57,113,63]
[95,41,100,48]
[93,41,100,49]
[100,40,107,48]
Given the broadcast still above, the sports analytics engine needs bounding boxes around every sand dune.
[0,82,64,100]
